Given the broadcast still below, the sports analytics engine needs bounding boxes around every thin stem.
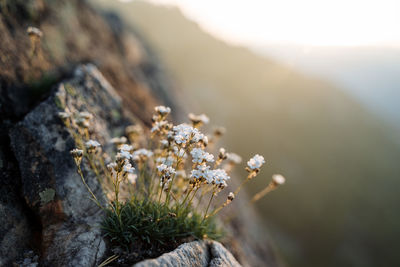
[196,189,204,209]
[138,161,148,197]
[180,186,194,207]
[251,183,275,203]
[209,199,230,217]
[84,128,90,140]
[149,141,162,198]
[165,159,181,205]
[214,158,223,168]
[98,255,119,267]
[158,183,165,203]
[186,186,200,208]
[77,164,104,210]
[234,173,254,196]
[203,190,215,221]
[114,172,120,218]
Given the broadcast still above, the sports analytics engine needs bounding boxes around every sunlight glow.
[139,0,400,47]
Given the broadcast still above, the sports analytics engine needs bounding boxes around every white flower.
[70,148,83,158]
[160,139,169,148]
[190,148,203,161]
[226,153,242,164]
[192,132,206,143]
[85,140,100,149]
[75,116,90,128]
[172,123,193,145]
[70,148,83,164]
[190,148,214,164]
[173,146,186,158]
[107,162,118,179]
[171,123,207,146]
[107,162,117,170]
[117,150,132,160]
[158,164,176,183]
[247,154,265,170]
[151,120,169,133]
[272,174,286,185]
[190,165,210,180]
[27,26,43,37]
[132,149,153,161]
[157,163,168,173]
[155,105,171,115]
[78,111,93,120]
[188,113,210,124]
[218,148,227,160]
[156,156,175,166]
[119,144,133,152]
[123,162,135,174]
[206,169,230,186]
[203,153,214,162]
[58,111,71,119]
[156,156,166,164]
[157,164,176,176]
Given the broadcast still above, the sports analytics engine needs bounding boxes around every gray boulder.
[9,64,131,266]
[134,241,241,267]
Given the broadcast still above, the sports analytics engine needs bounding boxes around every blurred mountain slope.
[92,1,400,267]
[254,45,400,127]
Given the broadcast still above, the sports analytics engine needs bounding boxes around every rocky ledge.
[0,1,278,266]
[7,64,242,266]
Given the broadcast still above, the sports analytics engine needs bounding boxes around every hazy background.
[92,1,400,266]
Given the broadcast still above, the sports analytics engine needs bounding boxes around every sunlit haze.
[123,0,400,47]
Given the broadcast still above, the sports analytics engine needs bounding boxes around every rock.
[0,0,175,123]
[0,0,279,265]
[8,64,244,266]
[134,241,209,267]
[9,64,135,266]
[0,137,35,265]
[134,241,241,267]
[209,241,242,267]
[1,3,174,262]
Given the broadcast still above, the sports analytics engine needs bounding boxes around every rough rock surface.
[9,64,132,266]
[0,0,176,122]
[7,64,244,267]
[135,241,241,267]
[0,0,175,264]
[0,0,279,266]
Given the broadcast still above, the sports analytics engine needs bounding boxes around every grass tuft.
[102,197,222,251]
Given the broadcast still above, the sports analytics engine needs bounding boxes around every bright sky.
[123,0,400,47]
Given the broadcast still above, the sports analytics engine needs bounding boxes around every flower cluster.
[247,154,265,170]
[190,148,214,164]
[157,164,176,184]
[65,104,285,247]
[169,123,206,147]
[151,106,172,136]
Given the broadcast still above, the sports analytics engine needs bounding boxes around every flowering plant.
[62,105,284,260]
